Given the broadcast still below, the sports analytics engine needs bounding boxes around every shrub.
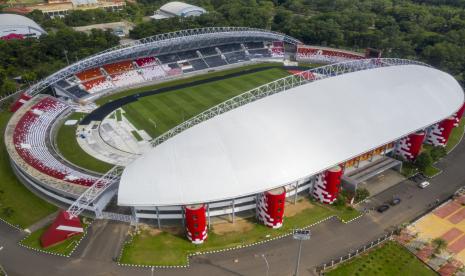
[415,152,432,171]
[430,146,447,162]
[432,238,447,254]
[355,188,370,202]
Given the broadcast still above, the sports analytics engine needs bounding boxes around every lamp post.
[261,254,269,276]
[293,229,311,276]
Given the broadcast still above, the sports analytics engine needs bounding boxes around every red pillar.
[426,116,456,147]
[395,131,425,161]
[10,93,32,112]
[454,102,465,127]
[312,166,343,204]
[257,187,286,228]
[184,204,207,244]
[40,210,83,248]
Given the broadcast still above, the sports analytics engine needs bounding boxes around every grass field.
[20,222,87,256]
[120,199,360,266]
[95,63,283,105]
[122,67,290,138]
[447,119,465,152]
[326,241,436,276]
[0,111,57,228]
[55,112,113,174]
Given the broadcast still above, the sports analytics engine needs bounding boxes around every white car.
[419,181,430,188]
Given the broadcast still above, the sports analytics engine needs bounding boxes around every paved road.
[1,137,465,276]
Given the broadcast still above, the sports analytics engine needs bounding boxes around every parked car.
[390,197,401,206]
[418,181,430,188]
[377,204,390,213]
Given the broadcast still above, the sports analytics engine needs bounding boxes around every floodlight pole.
[292,229,311,276]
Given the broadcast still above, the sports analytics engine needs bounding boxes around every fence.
[315,230,395,275]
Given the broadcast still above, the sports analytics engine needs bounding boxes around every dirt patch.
[284,198,314,217]
[212,219,254,235]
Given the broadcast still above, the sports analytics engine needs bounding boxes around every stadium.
[3,27,464,246]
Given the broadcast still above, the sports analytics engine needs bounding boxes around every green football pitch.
[122,67,290,138]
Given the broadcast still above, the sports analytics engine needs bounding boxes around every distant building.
[0,14,47,40]
[151,1,206,20]
[26,0,125,18]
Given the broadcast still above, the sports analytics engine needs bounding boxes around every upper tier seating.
[177,50,199,60]
[199,47,218,56]
[271,47,285,58]
[13,97,100,186]
[248,48,271,58]
[111,71,144,87]
[67,41,283,98]
[204,55,227,67]
[103,61,133,75]
[75,68,103,81]
[245,42,264,50]
[189,59,209,70]
[224,51,249,64]
[297,47,364,63]
[217,44,241,53]
[82,76,113,94]
[67,85,89,98]
[158,54,179,64]
[135,57,158,67]
[139,65,167,81]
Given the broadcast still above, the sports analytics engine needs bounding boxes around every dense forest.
[0,0,464,97]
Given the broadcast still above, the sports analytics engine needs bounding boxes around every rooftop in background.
[25,0,125,17]
[151,1,207,20]
[0,14,46,40]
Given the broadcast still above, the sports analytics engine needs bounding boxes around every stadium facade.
[4,27,465,245]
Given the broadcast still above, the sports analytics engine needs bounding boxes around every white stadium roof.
[118,65,464,207]
[0,14,46,35]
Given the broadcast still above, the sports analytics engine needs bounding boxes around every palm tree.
[432,238,447,254]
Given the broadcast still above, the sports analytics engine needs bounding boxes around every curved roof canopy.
[119,64,464,206]
[159,1,206,17]
[0,14,46,36]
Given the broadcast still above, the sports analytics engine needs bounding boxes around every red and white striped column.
[395,131,426,161]
[426,116,456,147]
[184,204,207,244]
[312,166,343,204]
[40,210,84,248]
[453,102,465,127]
[257,187,286,228]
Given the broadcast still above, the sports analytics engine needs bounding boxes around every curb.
[17,221,91,258]
[0,217,24,232]
[117,211,365,269]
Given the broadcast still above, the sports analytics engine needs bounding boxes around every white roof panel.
[0,14,45,33]
[118,65,464,206]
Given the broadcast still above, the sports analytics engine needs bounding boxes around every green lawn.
[20,222,87,256]
[446,119,465,152]
[120,199,360,266]
[423,165,441,177]
[131,130,143,141]
[122,67,290,138]
[55,112,113,174]
[326,241,436,276]
[115,109,122,122]
[96,62,283,105]
[0,111,57,228]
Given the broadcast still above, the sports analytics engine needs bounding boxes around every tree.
[432,238,447,254]
[430,146,447,162]
[415,152,433,171]
[355,188,370,203]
